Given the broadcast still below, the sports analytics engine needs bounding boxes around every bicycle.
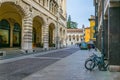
[84,52,108,71]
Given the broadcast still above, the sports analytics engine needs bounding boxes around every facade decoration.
[0,0,67,52]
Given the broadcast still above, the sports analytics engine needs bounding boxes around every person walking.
[88,44,91,51]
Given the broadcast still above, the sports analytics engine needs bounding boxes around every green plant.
[36,42,43,48]
[49,43,55,47]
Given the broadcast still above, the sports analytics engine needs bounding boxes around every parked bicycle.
[84,52,108,71]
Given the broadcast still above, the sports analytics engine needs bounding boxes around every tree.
[67,15,71,28]
[71,21,78,29]
[67,15,78,29]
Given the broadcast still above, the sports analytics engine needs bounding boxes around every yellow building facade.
[0,0,67,53]
[84,27,90,43]
[89,15,96,42]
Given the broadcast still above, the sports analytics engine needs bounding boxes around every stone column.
[63,29,66,47]
[97,28,102,50]
[43,23,49,50]
[10,25,13,47]
[61,29,63,47]
[55,23,60,49]
[21,12,33,53]
[104,18,108,58]
[108,6,120,71]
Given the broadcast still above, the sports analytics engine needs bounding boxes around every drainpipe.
[101,0,105,58]
[95,0,98,48]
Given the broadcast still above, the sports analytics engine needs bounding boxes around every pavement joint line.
[23,49,120,80]
[0,47,71,64]
[30,56,62,60]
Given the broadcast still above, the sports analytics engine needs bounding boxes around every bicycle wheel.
[98,63,108,71]
[85,59,95,71]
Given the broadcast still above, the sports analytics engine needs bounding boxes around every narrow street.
[0,46,119,80]
[0,46,79,80]
[0,0,120,80]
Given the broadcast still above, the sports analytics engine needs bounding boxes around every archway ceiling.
[0,3,22,24]
[49,23,55,29]
[33,16,44,25]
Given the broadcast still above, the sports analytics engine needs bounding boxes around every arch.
[0,2,24,48]
[0,19,10,47]
[72,35,75,40]
[49,23,55,47]
[76,35,79,41]
[0,19,10,29]
[0,2,26,19]
[48,19,56,27]
[33,16,45,25]
[32,16,44,48]
[69,35,71,41]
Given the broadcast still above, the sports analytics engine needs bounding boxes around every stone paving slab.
[0,58,60,80]
[0,46,80,80]
[23,50,120,80]
[0,47,71,64]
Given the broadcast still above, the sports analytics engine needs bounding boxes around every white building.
[67,29,83,46]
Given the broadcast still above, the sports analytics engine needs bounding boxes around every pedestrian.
[88,44,91,51]
[79,43,81,49]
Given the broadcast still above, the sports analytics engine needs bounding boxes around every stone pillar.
[55,23,60,49]
[61,29,64,47]
[10,25,13,47]
[108,7,120,66]
[43,24,49,50]
[104,18,108,58]
[97,28,102,51]
[21,12,33,53]
[63,30,66,47]
[107,4,120,71]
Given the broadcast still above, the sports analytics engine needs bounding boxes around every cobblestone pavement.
[23,48,120,80]
[0,47,79,80]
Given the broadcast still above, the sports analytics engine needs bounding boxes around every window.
[14,23,21,31]
[43,0,45,6]
[49,1,52,11]
[13,23,21,47]
[0,19,10,29]
[77,38,79,41]
[69,36,71,41]
[0,19,10,47]
[73,37,75,40]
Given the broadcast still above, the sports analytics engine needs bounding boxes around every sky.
[66,0,95,28]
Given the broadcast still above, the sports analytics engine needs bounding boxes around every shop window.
[32,28,36,43]
[0,19,10,47]
[13,23,21,47]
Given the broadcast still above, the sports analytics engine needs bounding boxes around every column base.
[109,65,120,72]
[21,49,34,54]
